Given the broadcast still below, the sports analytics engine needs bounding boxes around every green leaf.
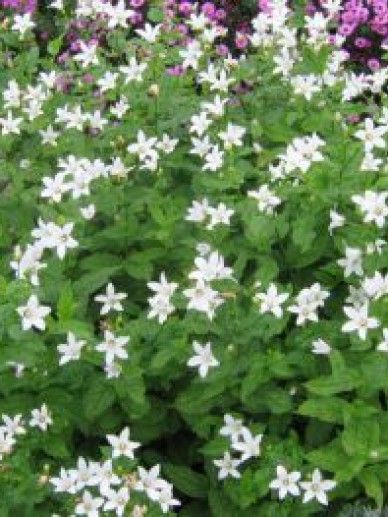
[41,434,70,459]
[147,6,164,23]
[305,371,361,396]
[226,468,271,509]
[298,397,349,424]
[83,378,116,420]
[241,355,268,402]
[163,464,208,498]
[292,213,317,253]
[358,470,383,508]
[360,354,388,389]
[73,266,121,300]
[57,283,75,322]
[200,436,230,457]
[208,489,236,517]
[47,35,64,56]
[341,418,379,459]
[306,439,363,482]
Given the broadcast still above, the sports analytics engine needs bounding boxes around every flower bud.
[148,83,160,97]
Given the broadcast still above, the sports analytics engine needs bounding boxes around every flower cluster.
[270,466,336,505]
[311,0,388,69]
[50,427,180,515]
[0,0,36,14]
[214,414,263,480]
[0,405,52,461]
[163,0,258,55]
[0,0,388,514]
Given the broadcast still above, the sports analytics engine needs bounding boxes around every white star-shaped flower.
[187,341,219,378]
[231,428,263,462]
[254,283,289,318]
[300,468,336,506]
[12,13,35,38]
[214,452,241,480]
[29,403,52,431]
[57,332,86,365]
[342,303,379,340]
[96,330,129,364]
[377,328,388,352]
[94,283,127,315]
[106,427,140,459]
[17,295,51,331]
[269,465,301,500]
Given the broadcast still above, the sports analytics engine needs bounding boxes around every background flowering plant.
[310,0,388,70]
[0,0,387,515]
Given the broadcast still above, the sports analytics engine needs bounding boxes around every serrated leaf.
[83,378,116,420]
[163,464,208,498]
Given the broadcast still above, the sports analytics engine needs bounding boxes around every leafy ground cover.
[0,0,387,516]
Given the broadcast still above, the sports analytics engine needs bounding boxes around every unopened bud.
[38,474,49,485]
[148,83,160,97]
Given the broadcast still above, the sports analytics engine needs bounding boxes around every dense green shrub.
[0,0,387,515]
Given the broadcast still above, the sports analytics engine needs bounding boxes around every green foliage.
[0,1,387,515]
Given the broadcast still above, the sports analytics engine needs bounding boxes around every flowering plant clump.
[0,0,388,515]
[0,0,37,14]
[162,0,259,53]
[309,0,388,70]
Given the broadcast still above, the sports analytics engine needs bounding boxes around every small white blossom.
[103,486,130,516]
[300,469,336,506]
[50,468,78,494]
[74,42,99,69]
[183,279,224,320]
[337,247,363,277]
[17,295,51,331]
[106,427,140,459]
[154,485,181,514]
[29,404,52,431]
[352,191,388,228]
[269,465,301,500]
[377,328,388,352]
[57,332,86,365]
[354,118,387,151]
[219,414,244,442]
[312,338,331,355]
[96,330,129,364]
[1,414,26,436]
[254,283,289,318]
[135,464,169,499]
[75,490,103,516]
[342,303,379,340]
[231,428,263,462]
[248,185,281,215]
[120,57,147,84]
[0,431,16,460]
[329,209,345,235]
[12,13,35,38]
[187,341,219,378]
[214,452,241,480]
[94,283,127,315]
[218,123,246,149]
[136,23,162,43]
[80,204,96,220]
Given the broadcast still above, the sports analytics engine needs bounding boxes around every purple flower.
[129,0,145,7]
[201,1,216,18]
[367,57,380,70]
[166,64,184,76]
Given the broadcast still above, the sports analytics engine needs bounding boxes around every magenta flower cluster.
[127,0,147,26]
[163,0,259,54]
[55,0,148,67]
[312,0,388,69]
[1,0,37,13]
